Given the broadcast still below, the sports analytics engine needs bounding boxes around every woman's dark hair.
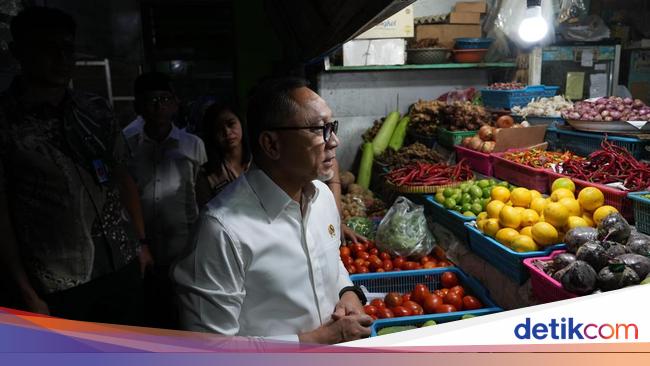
[11,6,76,42]
[201,102,251,173]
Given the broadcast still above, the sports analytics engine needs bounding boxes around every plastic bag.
[558,0,587,24]
[375,196,435,259]
[558,15,610,42]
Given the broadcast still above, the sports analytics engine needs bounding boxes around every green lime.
[498,181,509,187]
[435,192,445,204]
[443,188,454,198]
[481,198,491,209]
[478,179,490,188]
[461,203,472,212]
[461,314,476,320]
[463,211,476,217]
[461,193,472,204]
[469,185,483,198]
[451,193,462,202]
[482,187,491,198]
[444,198,456,209]
[453,188,461,196]
[422,320,437,327]
[454,205,463,212]
[489,179,498,186]
[460,183,469,191]
[471,203,483,214]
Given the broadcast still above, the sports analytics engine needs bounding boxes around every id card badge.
[92,159,110,184]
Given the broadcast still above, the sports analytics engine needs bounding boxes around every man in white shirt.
[172,77,371,344]
[124,72,207,328]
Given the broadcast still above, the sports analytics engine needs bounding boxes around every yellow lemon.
[566,216,589,230]
[592,205,619,225]
[551,188,575,202]
[530,197,548,215]
[578,187,605,211]
[543,202,570,229]
[530,190,542,201]
[486,200,505,219]
[513,206,525,216]
[484,218,500,237]
[496,228,520,246]
[558,197,582,217]
[477,219,487,232]
[582,212,595,227]
[511,187,532,208]
[499,205,521,229]
[519,226,533,238]
[511,235,539,252]
[491,186,511,203]
[532,222,559,246]
[552,177,576,193]
[477,212,488,221]
[506,201,513,206]
[520,209,540,227]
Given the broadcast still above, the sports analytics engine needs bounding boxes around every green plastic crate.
[437,128,477,149]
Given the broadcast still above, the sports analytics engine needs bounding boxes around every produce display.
[362,274,484,320]
[408,100,444,136]
[533,216,650,295]
[434,179,509,217]
[385,161,473,187]
[376,142,443,170]
[561,96,650,122]
[459,118,527,153]
[440,101,493,131]
[341,183,386,222]
[375,314,477,336]
[476,178,611,252]
[363,118,384,142]
[372,111,401,156]
[340,242,453,274]
[554,140,650,192]
[511,95,573,118]
[486,82,525,90]
[502,149,584,169]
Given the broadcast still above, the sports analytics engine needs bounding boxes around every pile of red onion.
[561,96,650,122]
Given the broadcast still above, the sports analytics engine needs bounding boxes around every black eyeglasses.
[269,120,339,143]
[144,95,175,106]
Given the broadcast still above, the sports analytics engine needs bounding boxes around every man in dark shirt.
[0,7,152,325]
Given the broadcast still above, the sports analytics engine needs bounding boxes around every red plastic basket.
[547,171,634,222]
[523,250,578,304]
[454,145,493,176]
[492,153,549,193]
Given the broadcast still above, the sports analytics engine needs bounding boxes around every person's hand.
[332,291,364,320]
[298,313,372,344]
[341,223,368,244]
[138,244,154,277]
[23,293,50,315]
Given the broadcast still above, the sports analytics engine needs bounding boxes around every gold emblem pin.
[328,224,336,238]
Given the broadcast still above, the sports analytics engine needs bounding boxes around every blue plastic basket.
[454,38,494,49]
[549,126,650,160]
[370,310,500,337]
[352,267,501,327]
[628,192,650,235]
[465,224,567,284]
[424,195,475,242]
[512,115,565,127]
[481,85,560,109]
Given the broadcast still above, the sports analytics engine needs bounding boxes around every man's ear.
[259,131,281,160]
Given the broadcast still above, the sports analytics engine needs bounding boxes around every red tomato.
[441,272,459,288]
[356,251,370,261]
[364,261,371,267]
[402,293,412,303]
[368,255,382,265]
[370,299,385,309]
[414,264,423,270]
[376,268,385,272]
[423,261,437,269]
[433,290,445,298]
[462,295,483,310]
[345,265,355,274]
[363,305,378,316]
[350,243,365,254]
[393,268,401,271]
[392,256,405,269]
[379,252,392,261]
[369,248,379,256]
[382,260,394,272]
[342,256,354,267]
[410,284,430,304]
[401,261,418,271]
[402,300,424,316]
[340,246,351,258]
[384,292,403,308]
[422,294,443,314]
[356,265,369,274]
[366,241,376,250]
[391,306,412,318]
[420,255,432,264]
[440,288,450,296]
[434,304,457,313]
[449,285,465,298]
[377,307,394,319]
[433,247,447,260]
[444,292,463,310]
[354,258,365,267]
[437,260,453,268]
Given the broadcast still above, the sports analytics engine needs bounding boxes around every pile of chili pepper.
[385,160,473,186]
[557,139,650,192]
[503,149,584,169]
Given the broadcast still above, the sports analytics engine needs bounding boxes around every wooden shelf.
[326,62,517,72]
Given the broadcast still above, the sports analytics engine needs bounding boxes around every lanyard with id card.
[92,158,110,185]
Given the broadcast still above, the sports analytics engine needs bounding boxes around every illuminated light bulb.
[518,3,548,43]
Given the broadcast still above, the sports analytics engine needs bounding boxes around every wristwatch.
[136,238,149,255]
[339,285,367,305]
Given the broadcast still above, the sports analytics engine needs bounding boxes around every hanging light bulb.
[518,0,548,43]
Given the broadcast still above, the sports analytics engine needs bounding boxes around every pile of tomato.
[363,271,483,320]
[340,241,454,274]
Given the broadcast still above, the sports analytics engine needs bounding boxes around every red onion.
[633,99,644,108]
[624,97,633,105]
[596,98,608,105]
[601,110,609,117]
[604,116,613,121]
[617,104,625,112]
[610,110,621,120]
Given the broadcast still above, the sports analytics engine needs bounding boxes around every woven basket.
[384,179,463,194]
[407,48,451,64]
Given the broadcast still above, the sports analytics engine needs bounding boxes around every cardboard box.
[449,12,481,24]
[356,5,414,39]
[343,38,406,66]
[415,24,481,48]
[493,126,548,153]
[455,1,487,13]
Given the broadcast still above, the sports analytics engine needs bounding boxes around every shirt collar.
[245,165,318,222]
[139,124,181,145]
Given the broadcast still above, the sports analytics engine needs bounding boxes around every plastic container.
[424,195,475,242]
[452,48,488,63]
[549,126,650,160]
[437,128,477,149]
[454,145,493,176]
[454,38,494,49]
[352,267,501,328]
[481,85,560,109]
[547,170,634,222]
[370,310,499,337]
[512,115,565,127]
[628,192,650,235]
[465,224,566,284]
[491,152,550,193]
[523,250,578,304]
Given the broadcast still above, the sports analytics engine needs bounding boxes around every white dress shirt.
[124,124,207,265]
[172,166,352,342]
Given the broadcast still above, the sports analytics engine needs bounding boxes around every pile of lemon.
[476,178,618,253]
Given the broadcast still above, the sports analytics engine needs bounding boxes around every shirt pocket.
[319,236,343,285]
